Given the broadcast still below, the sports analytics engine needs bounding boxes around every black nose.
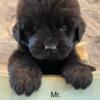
[44,45,57,53]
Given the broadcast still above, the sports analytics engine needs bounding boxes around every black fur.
[8,0,95,96]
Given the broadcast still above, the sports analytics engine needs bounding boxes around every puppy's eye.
[33,26,39,32]
[60,25,67,32]
[20,17,33,32]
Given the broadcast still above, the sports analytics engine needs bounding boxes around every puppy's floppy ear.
[13,16,33,43]
[74,18,86,42]
[13,22,24,43]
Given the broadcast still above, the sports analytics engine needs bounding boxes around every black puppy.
[8,0,95,96]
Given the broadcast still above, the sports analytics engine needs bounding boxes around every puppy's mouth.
[29,48,71,61]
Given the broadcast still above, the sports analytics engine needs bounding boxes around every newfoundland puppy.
[8,0,95,96]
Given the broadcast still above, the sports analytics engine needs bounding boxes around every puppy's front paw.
[9,67,42,96]
[62,63,93,89]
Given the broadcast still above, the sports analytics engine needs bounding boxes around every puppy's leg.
[61,49,95,89]
[8,48,42,96]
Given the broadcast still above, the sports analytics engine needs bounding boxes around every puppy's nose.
[44,45,57,53]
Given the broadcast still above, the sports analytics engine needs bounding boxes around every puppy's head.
[13,0,85,61]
